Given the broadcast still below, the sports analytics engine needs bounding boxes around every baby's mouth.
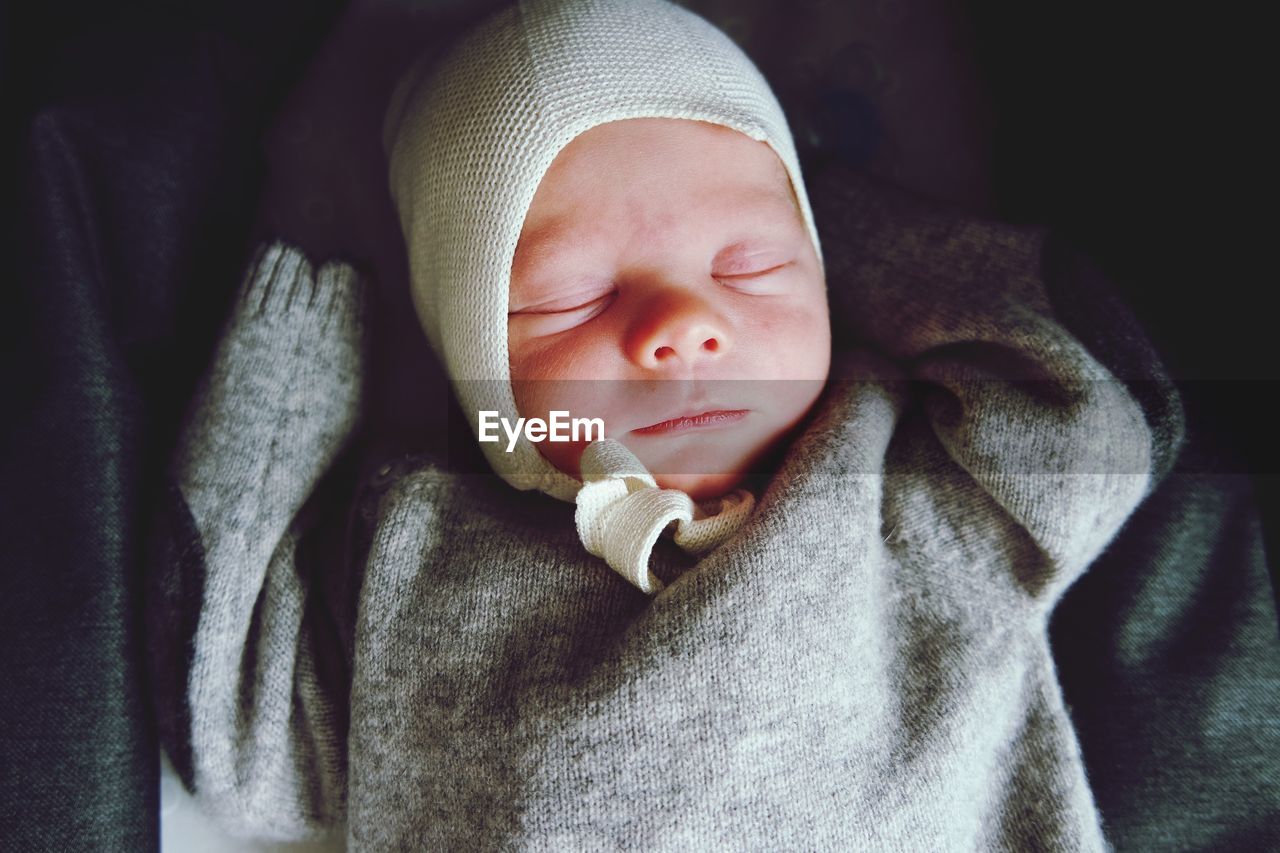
[630,409,749,436]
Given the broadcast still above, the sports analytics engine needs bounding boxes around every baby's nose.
[625,290,733,370]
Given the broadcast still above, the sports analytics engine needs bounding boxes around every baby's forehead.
[512,180,802,276]
[520,162,800,243]
[529,119,796,207]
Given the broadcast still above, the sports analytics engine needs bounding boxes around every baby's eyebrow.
[511,219,592,281]
[721,184,806,231]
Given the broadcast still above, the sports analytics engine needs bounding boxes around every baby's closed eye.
[710,239,801,292]
[711,244,792,276]
[511,288,616,315]
[714,258,794,288]
[509,284,617,334]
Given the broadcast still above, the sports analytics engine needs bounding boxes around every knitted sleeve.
[813,167,1162,606]
[151,241,364,841]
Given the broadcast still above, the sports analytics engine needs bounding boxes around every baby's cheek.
[509,337,565,383]
[509,328,612,382]
[534,435,589,481]
[506,378,591,480]
[740,301,831,379]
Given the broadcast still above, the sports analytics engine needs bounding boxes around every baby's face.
[508,117,830,500]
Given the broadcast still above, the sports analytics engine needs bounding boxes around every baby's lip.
[630,408,749,435]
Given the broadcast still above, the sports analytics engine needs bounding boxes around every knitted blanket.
[149,165,1175,849]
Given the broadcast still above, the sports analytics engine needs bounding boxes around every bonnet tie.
[574,438,755,594]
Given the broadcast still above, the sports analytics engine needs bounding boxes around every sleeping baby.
[154,0,1163,849]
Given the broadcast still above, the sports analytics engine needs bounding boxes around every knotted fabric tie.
[574,439,755,594]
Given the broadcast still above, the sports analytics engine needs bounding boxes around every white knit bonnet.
[383,0,824,504]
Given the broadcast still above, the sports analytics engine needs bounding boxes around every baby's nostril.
[654,345,676,360]
[703,338,719,352]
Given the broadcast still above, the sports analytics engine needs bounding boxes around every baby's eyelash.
[716,261,792,280]
[511,291,615,317]
[727,264,787,277]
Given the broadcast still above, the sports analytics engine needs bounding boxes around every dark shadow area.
[965,1,1278,846]
[3,1,345,849]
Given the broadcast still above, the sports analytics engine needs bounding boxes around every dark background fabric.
[2,1,344,849]
[966,6,1279,845]
[1038,236,1280,847]
[4,0,1275,850]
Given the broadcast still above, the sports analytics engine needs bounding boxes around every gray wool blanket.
[154,166,1171,850]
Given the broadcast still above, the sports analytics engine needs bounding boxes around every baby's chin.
[530,432,770,502]
[651,470,749,503]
